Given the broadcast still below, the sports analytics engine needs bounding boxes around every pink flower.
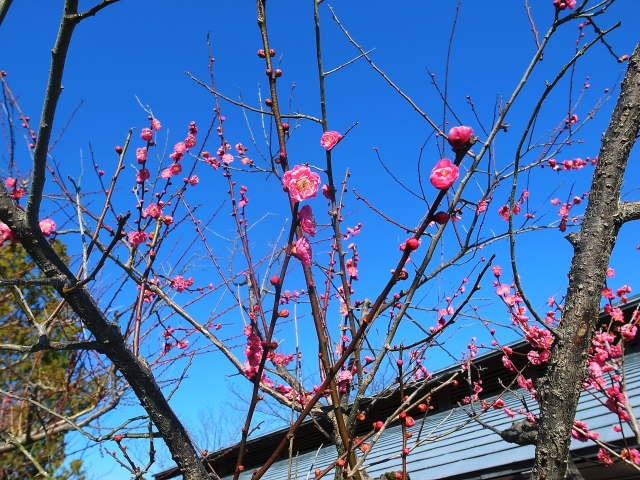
[136,168,150,183]
[476,200,488,215]
[322,184,331,200]
[320,131,342,150]
[184,134,197,149]
[403,416,416,427]
[141,128,153,141]
[151,118,161,131]
[144,204,163,219]
[0,222,17,246]
[292,236,312,267]
[221,154,234,165]
[447,126,473,152]
[492,265,502,277]
[4,177,16,189]
[136,147,148,163]
[492,398,505,409]
[170,163,182,176]
[128,231,148,246]
[429,159,459,190]
[298,205,316,237]
[622,448,640,466]
[39,218,56,237]
[170,275,194,292]
[572,421,598,442]
[498,205,510,221]
[621,323,637,341]
[283,165,321,203]
[597,448,613,465]
[173,142,187,154]
[188,175,199,186]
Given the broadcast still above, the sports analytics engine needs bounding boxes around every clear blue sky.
[1,1,639,477]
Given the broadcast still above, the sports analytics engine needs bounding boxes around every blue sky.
[1,0,639,477]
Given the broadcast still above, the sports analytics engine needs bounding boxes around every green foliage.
[0,241,91,479]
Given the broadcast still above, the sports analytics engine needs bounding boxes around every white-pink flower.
[39,218,56,237]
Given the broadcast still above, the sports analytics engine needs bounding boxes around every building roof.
[156,295,640,480]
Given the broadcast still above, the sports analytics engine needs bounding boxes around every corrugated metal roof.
[227,351,640,480]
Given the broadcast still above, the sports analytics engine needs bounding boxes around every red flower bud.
[265,99,273,107]
[282,123,290,131]
[115,146,123,154]
[433,211,449,225]
[373,421,384,430]
[279,309,290,318]
[336,459,345,467]
[274,69,283,78]
[266,68,272,77]
[405,238,420,251]
[114,435,122,442]
[418,403,427,412]
[257,49,266,58]
[270,275,280,286]
[269,49,276,57]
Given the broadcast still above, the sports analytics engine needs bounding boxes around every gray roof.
[229,351,640,480]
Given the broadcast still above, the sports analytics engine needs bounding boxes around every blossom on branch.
[291,236,313,267]
[429,159,459,190]
[447,126,473,152]
[298,205,316,237]
[320,131,342,150]
[39,218,56,237]
[283,165,321,203]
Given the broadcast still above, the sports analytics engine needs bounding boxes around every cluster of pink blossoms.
[4,177,25,200]
[161,122,197,179]
[497,190,531,221]
[552,0,576,10]
[243,325,263,379]
[493,265,553,367]
[547,157,591,171]
[169,275,194,293]
[0,218,56,247]
[281,164,323,268]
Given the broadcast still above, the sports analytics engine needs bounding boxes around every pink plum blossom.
[188,175,199,186]
[4,177,16,189]
[283,165,321,203]
[128,231,148,246]
[140,128,153,141]
[39,219,56,237]
[151,118,161,130]
[298,205,316,237]
[429,159,459,190]
[136,168,150,183]
[170,275,194,292]
[292,236,312,267]
[447,126,473,152]
[136,147,147,163]
[320,131,342,150]
[0,222,17,246]
[184,134,197,149]
[144,204,163,219]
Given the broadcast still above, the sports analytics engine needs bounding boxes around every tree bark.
[531,42,640,480]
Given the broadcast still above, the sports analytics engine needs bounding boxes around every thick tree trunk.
[531,43,640,479]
